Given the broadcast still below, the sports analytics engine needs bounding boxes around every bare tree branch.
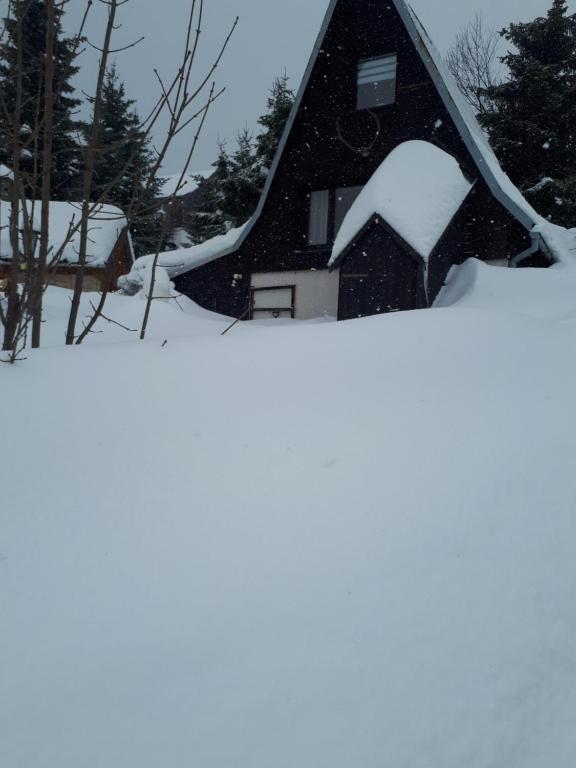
[445,13,503,115]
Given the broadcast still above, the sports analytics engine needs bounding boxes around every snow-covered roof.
[120,222,249,292]
[0,164,13,180]
[158,171,211,200]
[0,200,128,267]
[330,141,473,265]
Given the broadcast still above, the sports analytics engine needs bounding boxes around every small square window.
[357,54,397,110]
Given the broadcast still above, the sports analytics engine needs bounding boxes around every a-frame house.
[172,0,557,321]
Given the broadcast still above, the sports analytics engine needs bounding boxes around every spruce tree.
[220,128,264,227]
[0,0,83,199]
[256,73,295,171]
[87,65,163,257]
[480,0,576,225]
[187,142,232,243]
[185,73,294,245]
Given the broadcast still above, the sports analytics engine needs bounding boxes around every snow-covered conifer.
[0,0,83,199]
[480,0,576,225]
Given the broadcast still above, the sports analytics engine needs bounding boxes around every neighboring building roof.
[0,200,128,267]
[330,141,473,266]
[158,171,211,200]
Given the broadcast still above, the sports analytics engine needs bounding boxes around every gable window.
[334,186,363,234]
[357,54,397,110]
[307,186,363,246]
[308,189,330,245]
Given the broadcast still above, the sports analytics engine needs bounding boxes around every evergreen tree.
[184,73,295,245]
[220,128,264,226]
[256,73,295,171]
[0,0,83,199]
[480,0,576,225]
[87,65,163,257]
[187,142,232,243]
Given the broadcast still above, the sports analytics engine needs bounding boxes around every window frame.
[306,186,364,247]
[250,285,296,319]
[307,189,330,247]
[356,53,398,111]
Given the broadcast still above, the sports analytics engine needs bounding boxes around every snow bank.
[120,221,249,291]
[159,170,211,199]
[330,140,472,264]
[0,199,127,266]
[2,299,576,768]
[436,257,576,322]
[32,285,235,347]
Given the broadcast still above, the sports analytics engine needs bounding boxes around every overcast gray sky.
[2,0,570,172]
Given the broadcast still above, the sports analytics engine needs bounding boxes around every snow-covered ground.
[2,262,576,768]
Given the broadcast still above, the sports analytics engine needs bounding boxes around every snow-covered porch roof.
[329,141,474,269]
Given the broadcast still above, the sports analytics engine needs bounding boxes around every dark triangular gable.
[230,0,539,257]
[173,0,548,325]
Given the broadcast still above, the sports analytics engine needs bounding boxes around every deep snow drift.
[2,264,576,768]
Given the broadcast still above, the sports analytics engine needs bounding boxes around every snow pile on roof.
[532,220,576,265]
[119,221,249,293]
[159,170,211,199]
[331,140,472,264]
[0,200,127,266]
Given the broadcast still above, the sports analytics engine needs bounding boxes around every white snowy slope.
[35,285,235,347]
[436,258,576,323]
[2,268,576,768]
[331,140,473,263]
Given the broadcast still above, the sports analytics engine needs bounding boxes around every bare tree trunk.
[31,0,55,348]
[3,2,25,352]
[65,0,118,345]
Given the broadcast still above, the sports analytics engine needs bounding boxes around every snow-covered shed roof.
[158,171,211,200]
[120,222,249,293]
[0,200,128,267]
[330,141,473,266]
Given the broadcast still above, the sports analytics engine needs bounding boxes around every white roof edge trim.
[185,0,540,272]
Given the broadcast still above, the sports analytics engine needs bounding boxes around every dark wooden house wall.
[177,0,533,320]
